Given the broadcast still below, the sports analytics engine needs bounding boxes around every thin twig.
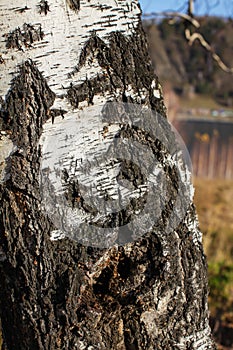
[143,11,200,28]
[185,28,233,73]
[143,0,233,75]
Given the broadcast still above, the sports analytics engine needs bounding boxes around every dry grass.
[194,178,233,322]
[194,178,233,262]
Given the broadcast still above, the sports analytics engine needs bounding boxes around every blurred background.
[140,1,233,349]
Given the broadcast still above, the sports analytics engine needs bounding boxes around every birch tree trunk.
[0,1,215,349]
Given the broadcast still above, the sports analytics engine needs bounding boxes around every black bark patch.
[66,0,80,12]
[117,256,133,279]
[67,29,166,115]
[49,108,67,122]
[14,6,31,14]
[37,0,50,15]
[5,23,44,50]
[1,60,55,148]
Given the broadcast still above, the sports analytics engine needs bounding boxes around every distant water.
[175,119,233,179]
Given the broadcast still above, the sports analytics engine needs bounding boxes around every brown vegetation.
[194,178,233,348]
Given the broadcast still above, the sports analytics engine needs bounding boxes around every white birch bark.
[0,0,140,99]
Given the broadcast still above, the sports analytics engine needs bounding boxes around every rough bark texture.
[0,1,215,349]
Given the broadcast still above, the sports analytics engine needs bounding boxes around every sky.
[139,0,233,18]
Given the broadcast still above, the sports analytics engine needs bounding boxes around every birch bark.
[0,1,215,349]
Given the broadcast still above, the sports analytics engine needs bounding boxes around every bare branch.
[143,0,233,75]
[143,11,200,28]
[185,28,233,73]
[188,0,195,17]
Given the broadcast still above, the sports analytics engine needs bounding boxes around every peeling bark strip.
[0,1,216,350]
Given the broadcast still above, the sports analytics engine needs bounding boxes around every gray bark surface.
[0,1,215,349]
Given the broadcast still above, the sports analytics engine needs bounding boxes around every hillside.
[143,17,233,106]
